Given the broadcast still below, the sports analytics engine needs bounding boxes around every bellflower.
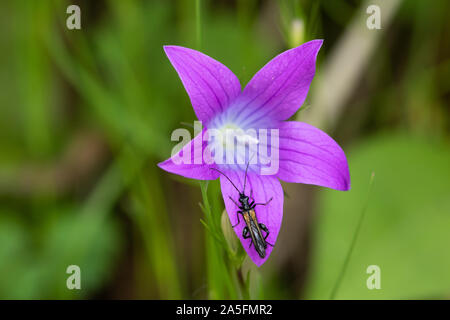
[158,40,350,266]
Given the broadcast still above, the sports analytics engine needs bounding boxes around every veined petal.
[158,129,219,180]
[277,121,350,191]
[220,171,283,266]
[164,46,242,124]
[233,40,323,128]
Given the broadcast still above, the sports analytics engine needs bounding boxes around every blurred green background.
[0,0,449,299]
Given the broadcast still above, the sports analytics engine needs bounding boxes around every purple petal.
[232,40,323,128]
[164,46,242,124]
[276,121,350,191]
[158,129,219,180]
[220,171,283,266]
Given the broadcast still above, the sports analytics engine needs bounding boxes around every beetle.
[212,163,273,258]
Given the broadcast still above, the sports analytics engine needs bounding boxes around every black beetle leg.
[254,197,273,207]
[229,196,240,208]
[259,223,270,239]
[232,211,242,228]
[259,223,274,246]
[242,227,250,239]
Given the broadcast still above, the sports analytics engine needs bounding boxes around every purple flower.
[158,40,350,266]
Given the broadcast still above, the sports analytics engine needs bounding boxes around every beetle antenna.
[243,153,255,194]
[210,168,241,194]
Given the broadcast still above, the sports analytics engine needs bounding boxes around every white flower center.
[219,123,259,147]
[207,122,259,167]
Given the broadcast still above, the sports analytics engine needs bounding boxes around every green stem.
[200,181,245,299]
[195,0,202,50]
[236,267,250,299]
[330,172,376,299]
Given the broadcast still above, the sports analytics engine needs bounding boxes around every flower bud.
[221,209,239,253]
[289,18,304,48]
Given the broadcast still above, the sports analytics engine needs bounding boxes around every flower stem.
[329,172,375,299]
[200,181,233,298]
[199,181,250,299]
[236,266,250,300]
[195,0,202,50]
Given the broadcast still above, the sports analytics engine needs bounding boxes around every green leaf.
[305,132,450,299]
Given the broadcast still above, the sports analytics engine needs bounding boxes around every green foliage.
[306,133,450,299]
[199,181,249,299]
[0,206,121,299]
[0,0,449,299]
